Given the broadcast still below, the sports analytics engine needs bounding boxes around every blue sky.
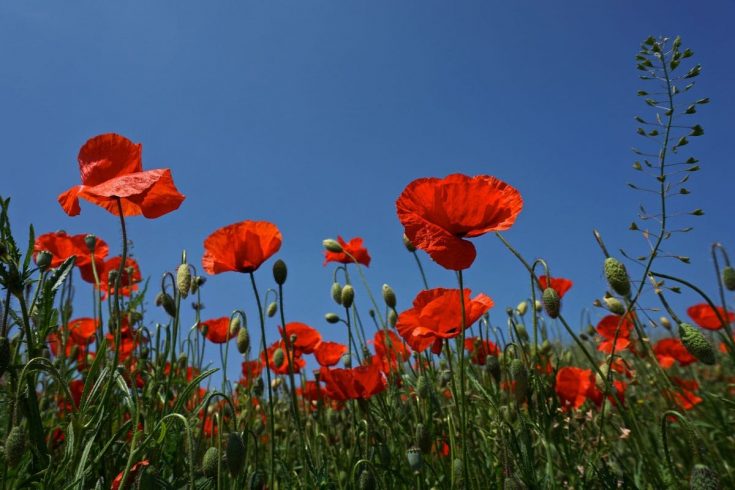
[2,1,734,382]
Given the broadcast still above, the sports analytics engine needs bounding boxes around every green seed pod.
[202,446,219,478]
[387,308,397,328]
[722,266,735,291]
[679,323,716,365]
[690,464,720,490]
[155,292,177,318]
[510,359,528,403]
[5,425,26,468]
[248,469,266,490]
[266,302,278,318]
[604,296,626,316]
[358,469,376,490]
[382,284,397,309]
[604,257,631,297]
[331,282,343,305]
[0,336,10,377]
[416,375,431,398]
[226,432,246,475]
[323,239,343,253]
[485,356,501,384]
[542,287,560,319]
[402,234,416,252]
[272,259,287,285]
[176,263,191,299]
[416,423,432,453]
[341,285,355,308]
[273,348,285,368]
[325,313,340,324]
[407,447,422,471]
[236,327,250,354]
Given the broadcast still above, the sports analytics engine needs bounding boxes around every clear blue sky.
[2,1,734,382]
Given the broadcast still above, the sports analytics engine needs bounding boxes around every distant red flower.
[537,275,573,299]
[396,174,523,270]
[111,460,150,490]
[555,367,593,410]
[240,360,264,387]
[199,317,236,344]
[33,231,109,281]
[669,377,703,411]
[396,288,493,353]
[96,256,142,298]
[47,331,73,358]
[653,338,697,368]
[687,304,734,331]
[202,220,282,275]
[262,340,306,375]
[323,236,371,266]
[105,324,138,362]
[67,318,99,346]
[58,133,184,218]
[464,337,499,365]
[297,380,330,410]
[595,314,634,354]
[57,379,85,413]
[588,380,627,408]
[319,363,387,401]
[372,330,411,372]
[314,341,347,367]
[279,322,322,354]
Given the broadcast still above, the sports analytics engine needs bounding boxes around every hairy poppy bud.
[406,447,422,471]
[273,348,285,368]
[248,469,266,490]
[190,275,206,294]
[155,292,177,318]
[382,284,397,309]
[720,266,735,292]
[604,258,631,297]
[323,239,343,253]
[542,287,560,318]
[325,313,340,324]
[679,323,716,365]
[236,327,250,354]
[534,300,543,313]
[660,316,672,330]
[416,375,431,398]
[416,423,432,453]
[202,446,219,478]
[266,302,278,318]
[0,337,9,377]
[485,356,501,384]
[689,464,719,490]
[272,259,287,285]
[358,469,376,490]
[515,324,529,342]
[341,285,355,308]
[176,263,191,298]
[510,359,528,403]
[36,250,52,271]
[226,432,246,475]
[604,296,626,316]
[342,354,352,368]
[387,308,397,328]
[5,425,25,468]
[402,234,416,252]
[516,301,528,316]
[84,234,97,252]
[331,282,343,305]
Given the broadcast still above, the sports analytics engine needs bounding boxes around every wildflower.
[537,275,573,298]
[262,340,305,375]
[653,338,697,368]
[319,362,387,401]
[95,256,142,298]
[111,460,150,490]
[687,303,734,330]
[67,318,99,346]
[372,330,411,372]
[240,360,264,387]
[59,133,184,218]
[202,221,282,274]
[314,341,348,367]
[669,377,703,411]
[396,174,523,270]
[199,317,237,344]
[33,231,109,281]
[323,236,371,266]
[279,322,322,354]
[595,314,634,353]
[463,337,499,365]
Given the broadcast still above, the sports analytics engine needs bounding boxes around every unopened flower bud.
[155,292,177,317]
[84,234,97,252]
[323,239,343,253]
[722,266,735,291]
[515,324,529,342]
[690,464,719,490]
[387,309,397,328]
[406,447,422,471]
[325,313,340,324]
[4,425,25,468]
[679,322,716,365]
[402,234,416,252]
[331,282,343,305]
[176,263,191,298]
[516,301,528,316]
[358,468,376,490]
[267,302,278,318]
[226,432,246,475]
[542,287,560,319]
[272,259,287,285]
[342,354,352,368]
[485,356,501,384]
[341,285,355,308]
[534,300,543,312]
[660,316,671,330]
[273,348,285,368]
[382,284,397,309]
[604,296,626,315]
[510,359,528,403]
[236,327,250,354]
[604,257,631,297]
[416,375,431,398]
[253,377,264,397]
[36,250,52,271]
[202,446,219,478]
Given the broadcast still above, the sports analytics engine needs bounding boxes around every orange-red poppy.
[240,360,264,387]
[279,322,322,354]
[537,275,573,298]
[318,363,387,401]
[396,288,494,352]
[396,174,523,270]
[57,379,85,413]
[198,317,236,344]
[96,256,142,298]
[105,325,139,362]
[555,367,593,410]
[33,231,109,281]
[58,134,184,218]
[314,341,347,367]
[464,337,499,365]
[111,460,150,490]
[687,304,734,331]
[323,236,371,266]
[262,340,306,375]
[47,331,73,358]
[202,220,282,274]
[595,314,633,353]
[372,330,411,372]
[67,318,98,346]
[653,338,697,368]
[669,377,703,411]
[588,380,627,408]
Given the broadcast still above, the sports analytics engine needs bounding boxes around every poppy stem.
[456,270,471,487]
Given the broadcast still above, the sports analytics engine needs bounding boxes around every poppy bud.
[202,446,219,478]
[387,309,397,328]
[689,464,719,490]
[342,354,352,368]
[516,301,528,316]
[5,425,25,468]
[358,469,376,490]
[331,282,343,305]
[402,234,416,252]
[325,313,340,324]
[721,266,735,291]
[248,469,266,490]
[406,447,422,471]
[236,327,250,354]
[660,316,672,330]
[540,340,552,354]
[267,302,278,318]
[534,300,543,313]
[273,259,287,285]
[485,356,501,384]
[416,375,431,398]
[273,348,285,368]
[176,263,191,299]
[323,239,343,253]
[341,285,355,308]
[604,296,626,316]
[226,432,246,475]
[510,359,528,403]
[36,250,52,271]
[382,284,397,309]
[679,323,716,365]
[253,377,264,397]
[0,336,9,377]
[190,275,206,295]
[515,324,529,342]
[604,258,631,297]
[84,234,97,252]
[542,287,560,319]
[155,292,177,318]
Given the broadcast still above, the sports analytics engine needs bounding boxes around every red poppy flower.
[96,257,142,298]
[396,288,494,352]
[396,174,523,270]
[198,317,236,344]
[58,134,184,218]
[464,337,499,365]
[297,380,330,410]
[105,326,138,362]
[323,236,371,267]
[279,322,322,354]
[555,367,593,410]
[111,460,150,490]
[240,360,264,386]
[314,341,348,367]
[371,330,411,373]
[653,338,697,368]
[687,304,735,331]
[202,221,282,275]
[67,318,98,346]
[537,276,573,299]
[595,315,634,353]
[262,340,306,375]
[319,363,387,401]
[669,377,703,411]
[588,379,627,408]
[57,379,85,413]
[33,231,109,281]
